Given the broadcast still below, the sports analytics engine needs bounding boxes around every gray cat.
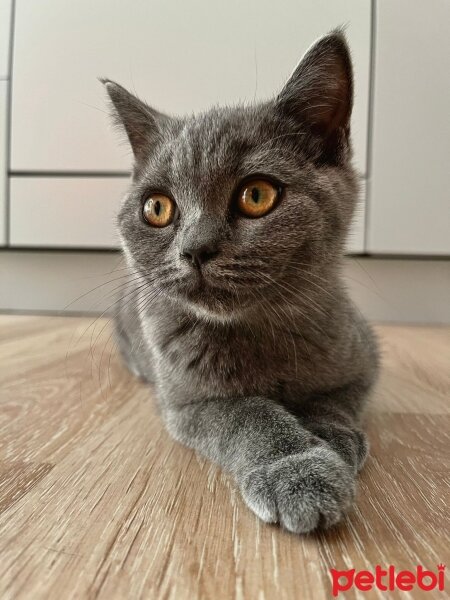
[103,30,378,534]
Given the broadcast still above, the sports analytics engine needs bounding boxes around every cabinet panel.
[0,0,12,79]
[10,177,128,248]
[10,176,365,252]
[11,0,370,174]
[367,0,450,255]
[0,81,7,245]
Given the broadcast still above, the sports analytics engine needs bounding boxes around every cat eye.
[143,194,175,227]
[236,179,280,218]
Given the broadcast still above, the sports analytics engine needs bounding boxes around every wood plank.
[0,316,449,599]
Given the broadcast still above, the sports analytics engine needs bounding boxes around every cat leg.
[295,380,372,474]
[162,397,357,534]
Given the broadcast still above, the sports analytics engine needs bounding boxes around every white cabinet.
[367,0,450,255]
[0,0,12,79]
[8,0,371,253]
[9,177,365,252]
[9,177,127,248]
[10,0,371,175]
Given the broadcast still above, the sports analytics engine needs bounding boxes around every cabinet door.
[367,0,450,255]
[0,0,12,79]
[11,0,371,175]
[9,177,127,248]
[9,176,366,252]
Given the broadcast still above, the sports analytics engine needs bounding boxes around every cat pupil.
[154,200,161,216]
[251,188,260,203]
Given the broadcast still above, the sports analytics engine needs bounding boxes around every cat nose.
[181,242,220,268]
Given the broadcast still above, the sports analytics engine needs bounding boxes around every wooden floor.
[0,315,449,600]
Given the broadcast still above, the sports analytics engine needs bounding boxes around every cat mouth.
[174,272,243,310]
[167,269,267,318]
[185,278,233,300]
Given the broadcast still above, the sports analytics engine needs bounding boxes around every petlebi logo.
[330,564,446,596]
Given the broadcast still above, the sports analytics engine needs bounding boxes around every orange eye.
[143,194,175,227]
[236,179,280,218]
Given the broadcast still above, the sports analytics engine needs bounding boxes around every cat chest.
[155,328,303,400]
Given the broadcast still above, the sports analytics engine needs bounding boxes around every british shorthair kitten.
[103,30,378,534]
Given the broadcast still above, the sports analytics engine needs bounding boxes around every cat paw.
[308,424,369,473]
[240,446,356,534]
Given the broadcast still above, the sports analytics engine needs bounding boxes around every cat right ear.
[101,79,166,164]
[275,30,353,163]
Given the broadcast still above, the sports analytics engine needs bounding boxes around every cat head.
[104,30,358,321]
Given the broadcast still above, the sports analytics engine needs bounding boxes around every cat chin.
[169,293,248,324]
[187,303,239,324]
[165,276,251,323]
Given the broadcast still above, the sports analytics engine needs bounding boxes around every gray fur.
[104,30,379,534]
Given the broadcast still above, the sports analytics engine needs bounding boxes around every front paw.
[240,446,355,534]
[309,424,369,473]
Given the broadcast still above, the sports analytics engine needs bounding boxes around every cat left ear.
[276,30,353,159]
[101,79,167,165]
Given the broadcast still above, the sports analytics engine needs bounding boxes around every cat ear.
[101,79,167,164]
[276,30,353,158]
